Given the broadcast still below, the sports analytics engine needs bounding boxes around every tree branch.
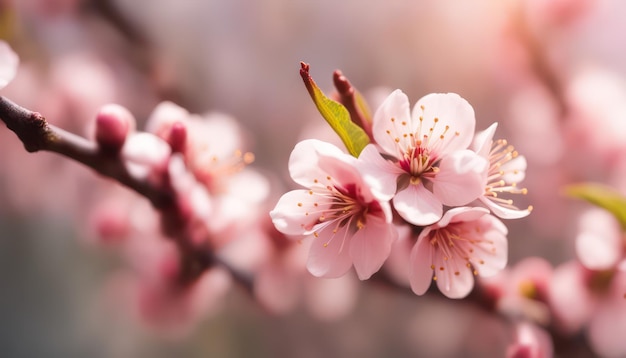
[0,95,253,293]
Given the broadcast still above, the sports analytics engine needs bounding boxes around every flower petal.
[469,216,508,277]
[270,190,325,236]
[288,139,337,187]
[472,122,498,158]
[479,196,532,219]
[500,155,527,183]
[349,216,398,280]
[393,184,442,226]
[372,89,412,157]
[435,254,475,299]
[576,208,622,270]
[307,225,353,278]
[409,234,435,295]
[411,93,476,156]
[357,144,404,200]
[434,150,487,206]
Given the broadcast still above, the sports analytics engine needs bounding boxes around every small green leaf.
[300,62,370,157]
[564,183,626,230]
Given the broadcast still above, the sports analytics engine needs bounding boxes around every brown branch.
[0,95,253,293]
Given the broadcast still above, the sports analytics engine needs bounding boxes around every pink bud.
[95,104,136,151]
[168,121,187,153]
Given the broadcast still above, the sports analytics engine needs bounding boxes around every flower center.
[385,110,459,185]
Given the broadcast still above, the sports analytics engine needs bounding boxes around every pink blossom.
[121,132,172,182]
[587,267,626,358]
[358,90,488,226]
[0,41,19,89]
[270,139,398,280]
[506,322,554,358]
[548,261,626,357]
[409,207,508,299]
[472,123,533,219]
[576,208,624,270]
[480,257,553,325]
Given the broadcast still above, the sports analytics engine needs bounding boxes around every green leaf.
[299,62,370,157]
[564,183,626,230]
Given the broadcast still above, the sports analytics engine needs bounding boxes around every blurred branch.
[0,95,253,293]
[512,6,569,119]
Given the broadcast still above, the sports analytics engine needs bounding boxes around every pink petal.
[548,261,594,333]
[372,89,412,157]
[435,257,475,299]
[434,150,487,206]
[409,234,435,295]
[0,41,19,89]
[306,225,353,278]
[576,208,622,270]
[349,216,398,280]
[500,155,527,183]
[445,206,491,225]
[288,139,336,187]
[479,196,532,219]
[411,93,476,156]
[357,144,403,200]
[472,123,498,158]
[394,184,442,226]
[270,190,325,236]
[588,297,626,358]
[470,217,509,277]
[289,139,358,189]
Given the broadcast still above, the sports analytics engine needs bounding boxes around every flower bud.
[95,104,136,152]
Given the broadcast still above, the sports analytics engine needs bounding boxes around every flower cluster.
[271,89,531,299]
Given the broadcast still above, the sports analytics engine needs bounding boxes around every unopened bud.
[95,104,136,152]
[168,121,187,153]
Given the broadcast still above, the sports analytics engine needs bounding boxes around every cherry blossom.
[472,122,533,219]
[270,139,398,280]
[358,90,488,226]
[575,208,624,271]
[409,207,508,299]
[506,321,554,358]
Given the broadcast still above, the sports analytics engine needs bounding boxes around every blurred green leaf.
[565,183,626,230]
[300,63,370,157]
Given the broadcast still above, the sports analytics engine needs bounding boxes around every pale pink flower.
[480,257,553,325]
[472,123,533,219]
[409,207,508,299]
[548,261,626,357]
[121,132,172,182]
[506,322,554,358]
[576,208,624,271]
[270,139,398,280]
[0,41,19,89]
[358,90,488,226]
[145,102,255,195]
[587,266,626,358]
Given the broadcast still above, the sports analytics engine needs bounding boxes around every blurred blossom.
[0,40,18,89]
[481,256,553,325]
[576,208,624,271]
[506,321,553,358]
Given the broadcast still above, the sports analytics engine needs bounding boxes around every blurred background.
[0,0,624,356]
